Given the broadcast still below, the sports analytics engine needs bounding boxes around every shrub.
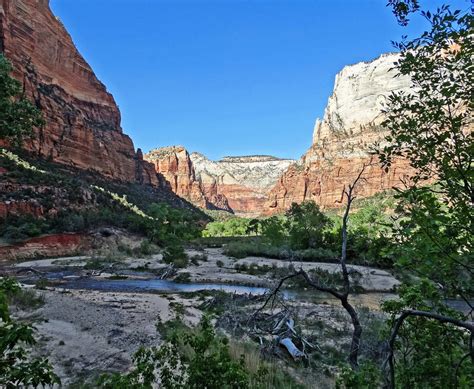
[336,361,381,389]
[174,272,191,283]
[0,278,59,386]
[162,243,189,268]
[138,239,154,256]
[98,316,250,388]
[190,253,208,265]
[6,287,44,310]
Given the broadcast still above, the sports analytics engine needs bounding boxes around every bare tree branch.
[252,163,369,369]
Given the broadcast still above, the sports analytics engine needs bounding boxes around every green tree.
[285,201,332,249]
[379,2,473,387]
[0,278,59,387]
[379,3,473,296]
[0,55,43,147]
[245,218,261,235]
[260,216,287,246]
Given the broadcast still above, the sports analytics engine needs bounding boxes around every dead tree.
[253,163,369,369]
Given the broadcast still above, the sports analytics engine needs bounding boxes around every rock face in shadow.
[266,53,416,213]
[0,0,157,185]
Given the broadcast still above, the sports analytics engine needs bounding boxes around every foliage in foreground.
[0,278,59,388]
[349,2,474,387]
[98,316,299,389]
[380,2,473,300]
[382,281,474,388]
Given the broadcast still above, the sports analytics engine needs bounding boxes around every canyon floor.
[4,246,401,386]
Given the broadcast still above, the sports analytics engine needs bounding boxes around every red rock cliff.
[144,146,232,212]
[0,0,157,185]
[266,54,416,213]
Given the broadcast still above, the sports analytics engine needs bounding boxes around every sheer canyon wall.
[144,147,294,215]
[0,1,417,217]
[266,53,414,213]
[0,0,157,185]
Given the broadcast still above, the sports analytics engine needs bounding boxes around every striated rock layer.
[266,53,415,213]
[144,147,294,215]
[0,0,157,185]
[191,153,294,215]
[144,146,232,212]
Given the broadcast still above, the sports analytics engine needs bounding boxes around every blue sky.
[50,0,469,160]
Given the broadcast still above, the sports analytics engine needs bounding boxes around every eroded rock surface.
[145,147,294,215]
[144,146,232,212]
[0,0,157,185]
[266,53,415,212]
[192,153,294,215]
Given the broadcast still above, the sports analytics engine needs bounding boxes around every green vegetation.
[376,2,473,386]
[99,316,249,388]
[100,315,304,388]
[0,55,43,147]
[5,286,44,311]
[0,149,204,257]
[0,278,59,387]
[203,216,257,237]
[382,281,473,388]
[162,240,189,268]
[209,198,394,268]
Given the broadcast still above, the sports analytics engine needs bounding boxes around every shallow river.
[60,277,273,295]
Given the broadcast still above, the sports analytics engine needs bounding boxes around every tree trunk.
[341,296,362,368]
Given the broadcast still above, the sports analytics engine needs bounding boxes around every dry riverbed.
[2,247,401,385]
[12,247,401,292]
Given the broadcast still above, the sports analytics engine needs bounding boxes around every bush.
[6,287,44,310]
[0,278,59,386]
[98,316,250,388]
[138,239,154,256]
[336,361,381,389]
[174,272,191,283]
[162,243,189,268]
[190,253,208,265]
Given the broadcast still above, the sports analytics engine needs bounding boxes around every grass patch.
[7,287,45,310]
[229,341,306,389]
